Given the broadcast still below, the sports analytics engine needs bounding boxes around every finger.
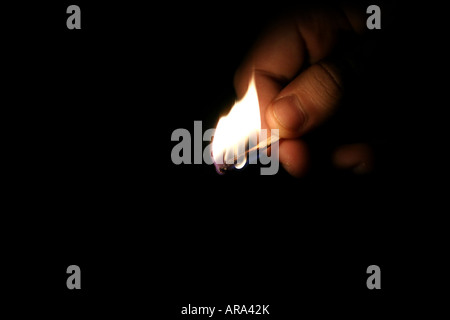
[279,139,309,178]
[265,60,344,138]
[234,6,358,130]
[234,18,305,130]
[332,143,374,174]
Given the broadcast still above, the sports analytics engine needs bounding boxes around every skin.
[233,3,374,177]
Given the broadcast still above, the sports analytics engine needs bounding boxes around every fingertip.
[265,95,306,139]
[279,139,309,178]
[333,143,374,174]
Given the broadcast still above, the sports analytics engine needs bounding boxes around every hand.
[234,3,374,177]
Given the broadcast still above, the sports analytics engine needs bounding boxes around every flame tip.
[212,77,261,168]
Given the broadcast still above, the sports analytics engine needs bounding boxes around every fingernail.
[353,162,372,175]
[271,95,305,133]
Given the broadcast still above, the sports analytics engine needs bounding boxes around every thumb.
[265,60,344,139]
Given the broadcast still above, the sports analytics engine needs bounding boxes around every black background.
[4,0,447,318]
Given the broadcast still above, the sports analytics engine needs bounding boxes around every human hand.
[234,3,374,177]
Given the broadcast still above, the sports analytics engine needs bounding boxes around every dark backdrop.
[4,1,446,318]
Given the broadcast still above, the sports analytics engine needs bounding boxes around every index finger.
[234,18,305,129]
[234,6,357,129]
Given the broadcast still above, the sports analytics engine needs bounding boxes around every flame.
[212,77,260,168]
